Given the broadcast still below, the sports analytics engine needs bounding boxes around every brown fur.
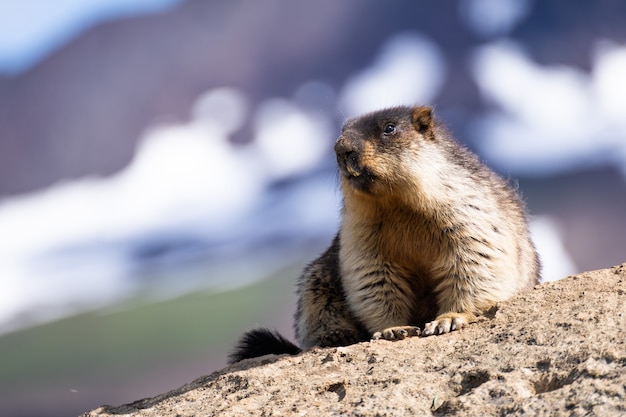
[230,105,540,363]
[294,105,540,346]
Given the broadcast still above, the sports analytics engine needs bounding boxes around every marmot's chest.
[348,209,447,268]
[339,219,447,290]
[338,220,443,330]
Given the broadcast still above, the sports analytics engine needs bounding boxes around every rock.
[82,264,626,416]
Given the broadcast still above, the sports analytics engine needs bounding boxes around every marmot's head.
[335,105,435,196]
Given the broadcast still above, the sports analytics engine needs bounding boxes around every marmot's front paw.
[422,312,472,336]
[372,326,420,341]
[320,329,360,347]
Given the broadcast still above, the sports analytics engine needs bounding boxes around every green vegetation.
[0,263,300,389]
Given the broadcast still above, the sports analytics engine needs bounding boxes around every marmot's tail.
[228,328,301,364]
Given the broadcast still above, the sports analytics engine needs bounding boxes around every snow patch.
[530,216,577,282]
[471,40,626,176]
[339,33,446,117]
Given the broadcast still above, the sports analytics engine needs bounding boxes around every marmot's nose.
[335,137,361,178]
[334,136,354,157]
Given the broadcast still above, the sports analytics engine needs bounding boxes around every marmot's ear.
[411,106,434,138]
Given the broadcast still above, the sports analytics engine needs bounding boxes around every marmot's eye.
[383,123,396,135]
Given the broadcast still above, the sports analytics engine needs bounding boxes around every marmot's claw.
[422,314,469,336]
[372,326,420,341]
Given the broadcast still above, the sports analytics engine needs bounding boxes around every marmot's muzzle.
[337,151,361,178]
[335,136,362,178]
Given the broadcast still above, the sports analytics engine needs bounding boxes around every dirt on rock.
[83,264,626,416]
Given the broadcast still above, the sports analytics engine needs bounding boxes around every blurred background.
[1,1,625,416]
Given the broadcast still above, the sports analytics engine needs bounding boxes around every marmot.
[229,105,540,363]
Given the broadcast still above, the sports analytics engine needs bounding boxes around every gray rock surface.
[83,263,626,416]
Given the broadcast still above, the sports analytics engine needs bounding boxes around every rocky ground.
[83,263,626,416]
